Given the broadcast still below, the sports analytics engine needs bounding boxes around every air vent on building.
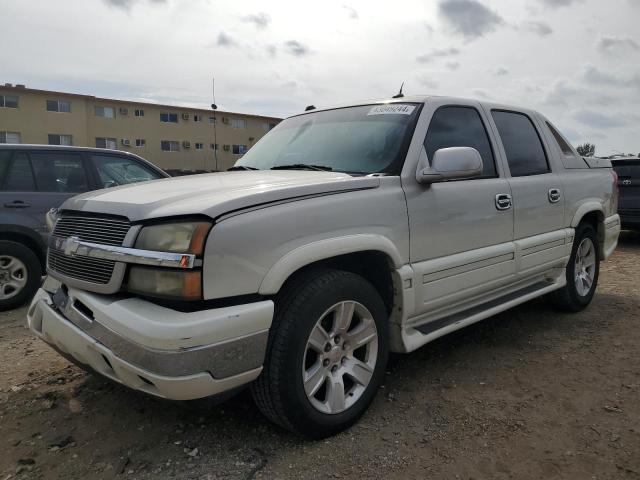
[223,144,230,151]
[119,107,129,115]
[15,84,25,89]
[121,139,131,146]
[181,113,190,120]
[4,83,12,87]
[182,140,191,148]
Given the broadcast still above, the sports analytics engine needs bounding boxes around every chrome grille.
[49,213,131,285]
[53,214,131,246]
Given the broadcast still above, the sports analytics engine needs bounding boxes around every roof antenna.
[305,105,316,111]
[392,82,404,99]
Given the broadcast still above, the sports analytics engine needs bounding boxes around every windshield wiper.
[271,164,333,171]
[227,165,259,171]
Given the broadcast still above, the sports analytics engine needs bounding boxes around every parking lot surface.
[1,232,639,480]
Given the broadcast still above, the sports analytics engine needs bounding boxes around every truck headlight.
[127,266,202,300]
[134,222,211,254]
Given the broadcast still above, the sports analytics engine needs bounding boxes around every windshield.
[235,103,422,174]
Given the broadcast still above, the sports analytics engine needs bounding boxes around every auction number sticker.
[367,104,416,115]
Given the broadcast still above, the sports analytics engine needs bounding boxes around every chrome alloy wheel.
[302,301,379,414]
[0,255,28,301]
[574,237,596,297]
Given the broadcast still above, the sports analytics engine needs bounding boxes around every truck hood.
[61,170,380,222]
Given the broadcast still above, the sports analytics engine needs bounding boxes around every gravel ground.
[1,231,639,480]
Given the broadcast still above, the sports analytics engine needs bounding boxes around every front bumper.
[27,277,274,400]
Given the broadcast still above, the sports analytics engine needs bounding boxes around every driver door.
[403,102,515,320]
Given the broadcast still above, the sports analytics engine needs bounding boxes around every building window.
[263,122,277,131]
[160,112,178,123]
[161,140,180,152]
[48,134,73,146]
[135,139,146,147]
[210,143,218,150]
[95,106,115,118]
[135,109,144,117]
[208,116,216,124]
[0,95,19,108]
[46,99,71,113]
[231,118,247,129]
[0,132,21,143]
[193,114,203,122]
[195,142,204,150]
[96,137,117,149]
[232,144,248,155]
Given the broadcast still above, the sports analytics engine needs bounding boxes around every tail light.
[611,169,619,214]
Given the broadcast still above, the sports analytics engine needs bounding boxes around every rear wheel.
[0,241,42,311]
[251,269,389,438]
[552,223,600,312]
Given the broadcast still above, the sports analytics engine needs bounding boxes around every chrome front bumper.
[27,278,274,400]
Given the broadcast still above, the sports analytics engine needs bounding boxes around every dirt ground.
[1,232,639,480]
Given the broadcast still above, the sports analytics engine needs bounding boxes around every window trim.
[134,109,145,117]
[423,104,499,180]
[0,94,19,108]
[0,131,22,144]
[491,109,551,177]
[160,140,180,152]
[160,112,178,123]
[48,134,73,146]
[46,99,71,113]
[95,137,118,149]
[95,106,116,118]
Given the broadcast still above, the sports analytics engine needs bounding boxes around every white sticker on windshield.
[367,104,416,116]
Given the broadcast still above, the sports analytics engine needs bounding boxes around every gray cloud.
[418,76,440,89]
[493,67,509,76]
[473,89,491,99]
[265,45,277,57]
[582,65,640,89]
[573,109,629,128]
[416,47,460,63]
[538,0,582,7]
[242,12,271,29]
[522,20,553,36]
[438,0,504,40]
[597,35,640,54]
[102,0,165,9]
[343,5,359,19]
[445,61,461,70]
[216,32,237,47]
[284,40,310,57]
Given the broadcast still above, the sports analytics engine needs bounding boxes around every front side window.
[46,99,71,112]
[0,95,19,108]
[161,140,180,151]
[30,152,88,192]
[236,104,421,174]
[48,134,73,146]
[90,154,161,188]
[546,121,576,157]
[96,137,117,149]
[492,110,549,177]
[0,152,35,191]
[423,106,496,178]
[160,112,178,123]
[0,132,21,144]
[95,106,115,118]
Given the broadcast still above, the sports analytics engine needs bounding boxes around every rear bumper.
[26,278,274,400]
[603,214,621,260]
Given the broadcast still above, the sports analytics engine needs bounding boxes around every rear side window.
[424,106,496,178]
[492,110,549,177]
[546,122,575,156]
[90,154,161,188]
[1,152,36,191]
[30,152,89,192]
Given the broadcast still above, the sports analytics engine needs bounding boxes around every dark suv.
[0,145,168,310]
[611,156,640,231]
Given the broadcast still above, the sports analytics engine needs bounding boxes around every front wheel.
[251,269,389,438]
[552,223,600,312]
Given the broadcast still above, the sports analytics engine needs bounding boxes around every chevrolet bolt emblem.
[64,236,80,256]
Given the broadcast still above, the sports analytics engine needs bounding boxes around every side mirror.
[417,147,483,184]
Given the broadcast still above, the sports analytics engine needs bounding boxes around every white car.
[28,96,620,438]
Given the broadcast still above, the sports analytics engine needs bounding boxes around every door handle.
[495,193,512,210]
[548,188,561,203]
[3,201,31,208]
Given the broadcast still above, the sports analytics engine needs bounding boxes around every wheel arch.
[570,204,605,257]
[0,225,46,270]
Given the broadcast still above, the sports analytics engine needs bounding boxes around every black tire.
[0,240,42,311]
[552,223,600,312]
[251,268,389,438]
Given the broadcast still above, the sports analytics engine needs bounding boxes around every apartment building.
[0,84,281,172]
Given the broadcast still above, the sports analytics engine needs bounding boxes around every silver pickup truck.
[27,96,620,438]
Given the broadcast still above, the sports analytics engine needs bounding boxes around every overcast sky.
[2,0,639,155]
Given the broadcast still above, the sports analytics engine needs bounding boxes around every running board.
[415,281,552,336]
